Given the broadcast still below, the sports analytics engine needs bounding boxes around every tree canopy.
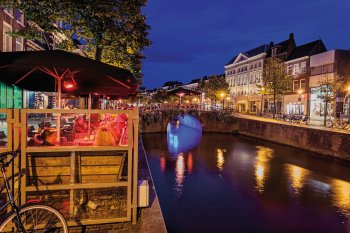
[203,75,229,101]
[261,57,290,116]
[0,0,151,84]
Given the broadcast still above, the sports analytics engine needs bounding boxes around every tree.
[313,74,344,126]
[0,0,151,83]
[151,89,169,104]
[261,57,290,118]
[203,75,229,104]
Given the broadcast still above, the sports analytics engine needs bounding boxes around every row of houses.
[225,33,350,122]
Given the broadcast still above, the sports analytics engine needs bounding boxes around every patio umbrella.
[0,50,137,142]
[168,87,201,104]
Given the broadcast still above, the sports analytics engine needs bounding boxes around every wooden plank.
[27,176,71,186]
[25,182,128,191]
[81,166,120,175]
[26,146,128,153]
[81,174,120,183]
[27,157,71,167]
[27,166,71,176]
[81,156,124,165]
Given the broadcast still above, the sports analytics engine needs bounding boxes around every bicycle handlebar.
[0,146,21,168]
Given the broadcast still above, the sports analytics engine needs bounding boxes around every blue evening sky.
[142,0,350,89]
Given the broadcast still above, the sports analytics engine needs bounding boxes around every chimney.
[289,33,294,40]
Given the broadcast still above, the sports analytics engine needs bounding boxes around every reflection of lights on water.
[332,179,350,217]
[174,153,185,197]
[176,120,180,129]
[187,152,193,174]
[216,148,225,172]
[287,164,310,194]
[160,154,166,172]
[254,146,273,193]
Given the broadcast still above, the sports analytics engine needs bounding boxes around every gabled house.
[283,40,327,115]
[225,44,269,112]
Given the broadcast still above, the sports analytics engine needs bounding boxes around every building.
[309,50,350,122]
[225,44,269,113]
[283,40,327,115]
[263,33,296,113]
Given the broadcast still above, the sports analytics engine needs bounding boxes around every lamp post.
[260,87,265,113]
[220,92,225,110]
[226,96,231,109]
[179,93,184,105]
[298,89,303,115]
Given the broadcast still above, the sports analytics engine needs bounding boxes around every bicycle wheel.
[0,204,68,233]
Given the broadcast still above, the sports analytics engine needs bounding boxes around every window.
[15,10,24,25]
[287,65,293,75]
[3,8,13,16]
[301,62,306,74]
[272,48,277,57]
[250,65,253,69]
[15,37,23,51]
[293,80,299,92]
[232,70,235,74]
[233,78,235,87]
[3,23,12,52]
[258,62,262,67]
[293,64,299,75]
[254,64,257,68]
[300,79,306,90]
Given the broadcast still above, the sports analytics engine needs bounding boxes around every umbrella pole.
[88,93,91,134]
[56,77,61,144]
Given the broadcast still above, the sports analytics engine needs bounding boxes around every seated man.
[73,116,88,135]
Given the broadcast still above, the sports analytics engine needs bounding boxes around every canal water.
[142,124,350,233]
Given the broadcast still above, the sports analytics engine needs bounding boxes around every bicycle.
[0,147,68,233]
[325,116,349,129]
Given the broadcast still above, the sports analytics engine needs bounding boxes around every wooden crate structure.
[13,108,139,226]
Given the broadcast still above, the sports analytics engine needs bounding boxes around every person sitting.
[73,116,88,137]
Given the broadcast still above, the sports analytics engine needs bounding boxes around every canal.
[142,125,350,233]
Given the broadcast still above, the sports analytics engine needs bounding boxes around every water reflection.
[175,153,185,197]
[332,179,350,217]
[287,165,310,194]
[216,148,225,172]
[187,152,193,174]
[160,153,166,172]
[254,146,273,193]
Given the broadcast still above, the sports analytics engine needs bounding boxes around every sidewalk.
[237,113,350,135]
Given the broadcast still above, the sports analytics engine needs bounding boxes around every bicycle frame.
[0,153,27,232]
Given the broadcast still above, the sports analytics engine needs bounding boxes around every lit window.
[15,10,24,25]
[301,62,306,74]
[300,79,306,90]
[293,64,299,75]
[272,48,277,57]
[15,38,23,51]
[287,65,293,75]
[3,8,13,16]
[3,23,12,52]
[293,80,299,92]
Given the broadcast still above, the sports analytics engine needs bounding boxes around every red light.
[63,81,75,90]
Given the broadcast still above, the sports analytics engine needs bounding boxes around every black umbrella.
[0,50,137,97]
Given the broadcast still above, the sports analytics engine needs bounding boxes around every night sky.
[142,0,350,89]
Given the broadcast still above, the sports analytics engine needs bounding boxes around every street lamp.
[179,93,184,105]
[298,89,303,115]
[220,92,225,110]
[260,87,265,113]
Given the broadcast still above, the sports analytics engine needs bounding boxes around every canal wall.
[140,113,350,161]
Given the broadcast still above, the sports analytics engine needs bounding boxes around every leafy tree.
[261,57,290,118]
[162,81,183,87]
[313,74,344,126]
[151,89,169,104]
[203,75,229,103]
[0,0,151,83]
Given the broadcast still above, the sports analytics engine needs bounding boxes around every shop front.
[284,94,307,115]
[310,87,333,121]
